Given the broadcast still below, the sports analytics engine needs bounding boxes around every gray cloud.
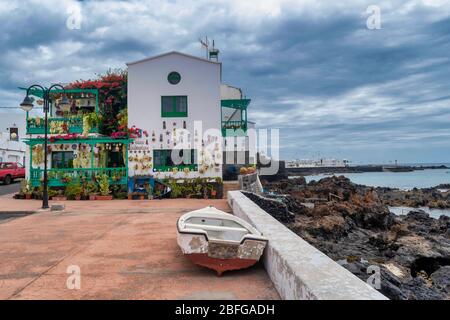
[1,0,450,163]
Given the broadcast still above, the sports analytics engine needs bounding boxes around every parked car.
[0,162,25,185]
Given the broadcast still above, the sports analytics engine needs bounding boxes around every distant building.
[286,158,349,168]
[0,125,25,164]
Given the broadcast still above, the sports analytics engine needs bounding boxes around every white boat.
[177,206,268,275]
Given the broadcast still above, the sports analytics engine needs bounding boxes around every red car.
[0,162,25,185]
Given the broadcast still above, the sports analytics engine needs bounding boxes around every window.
[51,151,74,169]
[107,151,124,168]
[153,149,197,170]
[161,96,188,117]
[167,71,181,85]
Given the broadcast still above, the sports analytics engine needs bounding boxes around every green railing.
[26,117,99,135]
[153,164,198,172]
[30,167,127,187]
[23,88,100,135]
[221,99,249,137]
[221,120,247,136]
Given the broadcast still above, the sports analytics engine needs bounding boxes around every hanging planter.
[32,145,44,165]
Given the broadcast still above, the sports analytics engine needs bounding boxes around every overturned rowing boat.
[177,206,268,276]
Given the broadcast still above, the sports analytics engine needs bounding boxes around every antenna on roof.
[199,36,209,59]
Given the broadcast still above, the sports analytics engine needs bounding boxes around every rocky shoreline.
[376,184,450,209]
[248,176,450,300]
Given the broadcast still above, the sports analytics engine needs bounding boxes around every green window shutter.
[51,151,74,169]
[153,149,198,171]
[161,96,188,117]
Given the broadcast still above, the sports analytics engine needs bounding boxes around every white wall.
[221,84,244,122]
[0,132,25,166]
[220,84,242,100]
[228,191,388,300]
[127,52,222,179]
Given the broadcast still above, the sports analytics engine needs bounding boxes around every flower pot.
[96,195,113,200]
[128,194,133,200]
[89,195,97,200]
[53,196,67,201]
[25,194,32,200]
[75,196,81,201]
[139,195,145,200]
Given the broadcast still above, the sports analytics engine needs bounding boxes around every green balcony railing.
[23,88,100,135]
[221,120,247,137]
[30,167,127,187]
[26,117,98,135]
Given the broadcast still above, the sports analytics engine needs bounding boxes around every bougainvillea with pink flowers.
[110,125,149,139]
[66,69,127,136]
[49,133,80,142]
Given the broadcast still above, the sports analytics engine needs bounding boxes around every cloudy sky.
[1,0,450,164]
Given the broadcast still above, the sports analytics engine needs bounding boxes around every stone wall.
[227,190,388,300]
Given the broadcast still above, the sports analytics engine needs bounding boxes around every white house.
[0,126,25,165]
[127,51,253,180]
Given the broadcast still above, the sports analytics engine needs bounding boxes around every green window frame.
[161,96,188,117]
[153,149,197,171]
[51,151,74,169]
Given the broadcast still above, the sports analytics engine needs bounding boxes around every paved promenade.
[0,198,279,300]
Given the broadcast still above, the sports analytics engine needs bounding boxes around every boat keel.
[186,253,258,276]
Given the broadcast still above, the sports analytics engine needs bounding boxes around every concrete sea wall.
[227,190,388,300]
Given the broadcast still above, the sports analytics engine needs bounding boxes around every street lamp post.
[20,84,69,209]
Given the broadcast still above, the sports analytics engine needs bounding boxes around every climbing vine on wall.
[66,69,127,136]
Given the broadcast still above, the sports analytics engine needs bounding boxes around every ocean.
[304,168,450,190]
[301,168,450,218]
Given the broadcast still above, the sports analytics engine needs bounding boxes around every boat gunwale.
[176,216,268,245]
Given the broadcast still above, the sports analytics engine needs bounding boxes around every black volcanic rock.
[250,175,450,300]
[241,192,295,223]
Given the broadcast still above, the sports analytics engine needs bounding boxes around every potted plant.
[210,185,217,198]
[16,180,28,200]
[86,181,98,200]
[96,174,112,200]
[32,185,43,200]
[22,180,33,199]
[65,180,82,200]
[52,190,67,201]
[145,184,153,200]
[48,189,58,200]
[61,174,73,184]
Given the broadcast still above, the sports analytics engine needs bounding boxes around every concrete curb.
[228,190,388,300]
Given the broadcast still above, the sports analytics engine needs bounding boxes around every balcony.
[24,88,99,135]
[221,99,250,137]
[25,136,131,188]
[26,117,99,135]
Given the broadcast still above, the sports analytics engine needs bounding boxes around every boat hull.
[185,253,259,276]
[177,206,268,276]
[177,232,267,276]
